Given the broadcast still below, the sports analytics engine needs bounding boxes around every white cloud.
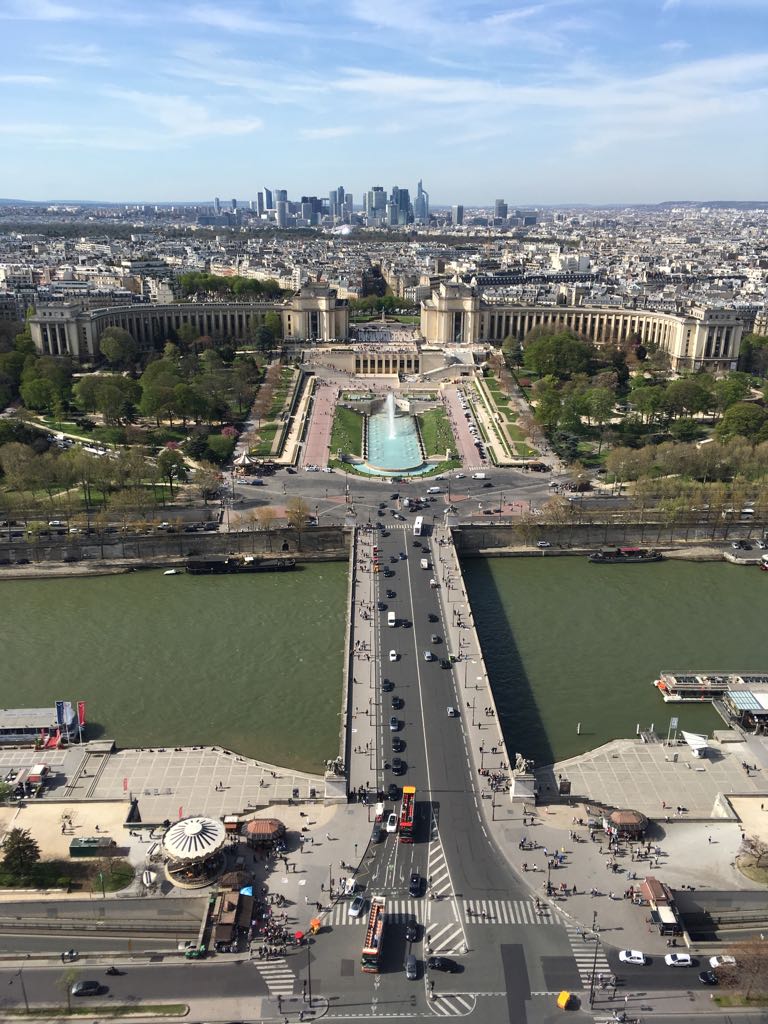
[0,0,88,19]
[300,126,357,139]
[40,43,110,66]
[0,74,57,84]
[184,3,303,34]
[106,89,264,140]
[660,39,690,52]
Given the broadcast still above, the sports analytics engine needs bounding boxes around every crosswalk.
[252,957,295,995]
[427,815,453,898]
[563,922,611,987]
[324,898,422,925]
[429,992,477,1016]
[426,916,465,956]
[461,898,557,925]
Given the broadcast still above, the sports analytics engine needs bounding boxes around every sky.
[0,0,767,205]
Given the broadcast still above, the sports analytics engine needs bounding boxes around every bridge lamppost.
[588,913,600,1008]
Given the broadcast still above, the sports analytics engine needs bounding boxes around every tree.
[285,497,309,542]
[662,377,709,420]
[717,402,768,441]
[713,374,751,419]
[255,506,275,550]
[524,331,593,379]
[264,311,283,340]
[156,448,187,498]
[194,461,221,503]
[586,387,615,453]
[20,376,56,412]
[532,376,562,433]
[99,326,137,367]
[2,827,40,876]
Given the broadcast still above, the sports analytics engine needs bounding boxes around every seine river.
[463,558,766,767]
[0,566,348,774]
[2,559,764,773]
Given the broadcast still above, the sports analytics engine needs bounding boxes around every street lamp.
[306,938,313,1008]
[9,970,29,1015]
[588,914,600,1008]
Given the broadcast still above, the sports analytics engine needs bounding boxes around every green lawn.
[250,423,279,457]
[330,406,364,457]
[0,858,134,893]
[417,408,455,456]
[4,1004,187,1018]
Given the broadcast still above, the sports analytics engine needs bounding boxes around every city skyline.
[1,0,767,203]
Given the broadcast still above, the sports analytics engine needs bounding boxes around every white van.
[427,486,441,494]
[387,611,397,627]
[420,558,430,570]
[472,472,487,480]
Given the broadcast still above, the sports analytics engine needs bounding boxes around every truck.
[472,472,487,480]
[420,558,429,570]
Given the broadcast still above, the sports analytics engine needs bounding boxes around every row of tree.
[177,272,284,299]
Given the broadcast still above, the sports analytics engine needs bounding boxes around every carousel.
[233,450,258,475]
[162,816,227,889]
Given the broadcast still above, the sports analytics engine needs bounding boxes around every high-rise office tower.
[214,197,221,214]
[264,188,273,210]
[328,189,338,219]
[276,189,288,204]
[256,192,264,215]
[452,205,464,225]
[231,198,237,211]
[343,193,353,219]
[276,201,288,227]
[494,199,508,220]
[414,179,429,223]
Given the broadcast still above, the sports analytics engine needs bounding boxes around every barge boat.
[589,546,663,564]
[185,555,296,575]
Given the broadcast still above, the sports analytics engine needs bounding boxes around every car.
[731,541,741,549]
[392,757,406,775]
[454,473,465,479]
[387,782,400,801]
[383,568,394,577]
[371,823,383,843]
[48,520,66,527]
[536,540,551,548]
[440,658,451,669]
[619,950,647,965]
[482,481,493,488]
[378,601,387,611]
[71,981,102,996]
[428,612,439,622]
[15,558,30,565]
[348,895,366,918]
[409,872,422,897]
[665,953,693,967]
[394,513,406,521]
[391,696,403,709]
[389,716,400,731]
[743,542,752,550]
[386,812,398,833]
[379,502,387,509]
[405,953,418,980]
[386,589,396,599]
[382,678,394,692]
[377,509,384,516]
[757,539,767,549]
[427,956,459,973]
[699,970,719,986]
[390,493,399,500]
[62,555,79,563]
[446,706,458,717]
[399,552,407,560]
[430,634,441,644]
[423,650,434,662]
[709,955,736,969]
[392,735,404,752]
[389,555,398,563]
[405,921,419,943]
[389,650,398,662]
[178,940,197,951]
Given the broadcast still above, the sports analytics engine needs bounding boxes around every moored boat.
[185,555,296,575]
[589,546,663,564]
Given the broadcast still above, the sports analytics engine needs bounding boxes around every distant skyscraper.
[231,198,237,211]
[276,189,288,204]
[452,204,464,226]
[264,188,273,210]
[329,189,338,220]
[494,199,508,220]
[256,192,264,215]
[214,196,221,214]
[414,179,429,223]
[276,200,288,227]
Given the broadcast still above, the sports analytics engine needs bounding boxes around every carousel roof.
[163,816,227,862]
[233,451,256,466]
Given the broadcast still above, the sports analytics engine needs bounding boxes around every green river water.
[1,560,764,773]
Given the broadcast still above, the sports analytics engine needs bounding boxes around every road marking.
[462,898,556,925]
[427,992,478,1016]
[251,956,295,994]
[562,922,611,987]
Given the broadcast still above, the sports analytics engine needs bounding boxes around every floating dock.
[654,671,768,703]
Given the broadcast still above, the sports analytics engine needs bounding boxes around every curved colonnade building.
[30,279,743,374]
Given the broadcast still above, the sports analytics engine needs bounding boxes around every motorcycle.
[105,966,122,976]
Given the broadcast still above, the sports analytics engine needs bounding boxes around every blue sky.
[1,0,767,204]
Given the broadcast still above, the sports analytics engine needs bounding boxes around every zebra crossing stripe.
[253,958,295,994]
[563,925,611,985]
[429,993,477,1016]
[462,899,555,925]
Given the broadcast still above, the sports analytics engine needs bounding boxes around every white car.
[619,950,647,965]
[454,473,465,479]
[348,895,366,918]
[709,955,736,969]
[536,540,551,548]
[385,812,398,833]
[664,953,692,967]
[389,650,398,662]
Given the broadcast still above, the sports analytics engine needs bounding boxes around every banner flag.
[55,700,65,726]
[77,701,86,726]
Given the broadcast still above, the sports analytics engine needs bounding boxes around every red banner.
[77,701,86,726]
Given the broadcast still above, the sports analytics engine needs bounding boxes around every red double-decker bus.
[399,785,416,843]
[360,896,386,973]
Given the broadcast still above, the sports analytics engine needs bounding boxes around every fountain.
[358,393,429,476]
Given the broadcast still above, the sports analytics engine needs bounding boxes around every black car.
[392,757,406,775]
[440,658,451,669]
[427,956,458,973]
[482,481,493,488]
[382,678,394,692]
[371,823,383,843]
[431,634,441,644]
[381,531,390,537]
[386,589,396,599]
[15,558,30,565]
[409,872,422,897]
[383,568,394,577]
[390,493,399,500]
[391,696,403,710]
[428,613,439,622]
[387,783,400,801]
[379,502,387,509]
[699,970,718,986]
[377,509,384,516]
[392,736,405,752]
[378,601,387,611]
[405,921,419,943]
